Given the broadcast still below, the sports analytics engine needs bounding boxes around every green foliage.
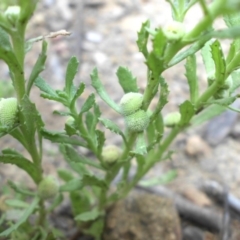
[1,0,240,238]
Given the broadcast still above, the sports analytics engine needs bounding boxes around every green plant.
[1,0,240,239]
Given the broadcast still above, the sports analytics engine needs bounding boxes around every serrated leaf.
[61,144,103,170]
[27,40,47,94]
[53,110,70,116]
[65,56,79,97]
[95,130,105,154]
[0,153,40,183]
[211,40,226,84]
[35,76,59,97]
[0,197,39,237]
[41,128,87,147]
[0,26,12,53]
[191,104,226,126]
[65,122,77,136]
[85,112,96,135]
[90,68,121,113]
[82,175,107,190]
[98,118,126,143]
[60,179,83,192]
[116,66,138,93]
[75,208,100,222]
[80,93,95,114]
[185,54,199,103]
[179,100,195,126]
[136,20,150,58]
[70,82,85,109]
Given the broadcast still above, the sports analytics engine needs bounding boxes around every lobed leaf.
[116,66,138,93]
[90,68,121,113]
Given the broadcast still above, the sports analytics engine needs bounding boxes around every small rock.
[85,31,103,43]
[178,185,212,207]
[104,190,181,240]
[185,135,211,157]
[182,226,204,240]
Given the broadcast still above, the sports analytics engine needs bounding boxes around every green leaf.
[34,76,63,102]
[7,181,36,196]
[0,26,12,53]
[132,132,147,155]
[224,12,240,28]
[0,197,39,237]
[116,66,138,93]
[27,40,48,95]
[179,100,195,126]
[70,191,91,217]
[61,144,103,170]
[185,54,199,103]
[201,40,215,80]
[60,179,83,192]
[41,128,87,147]
[85,218,104,240]
[139,170,177,187]
[80,93,95,114]
[98,118,126,144]
[19,95,44,139]
[70,82,85,110]
[136,20,150,58]
[95,130,105,154]
[57,169,75,182]
[0,152,40,183]
[90,68,121,113]
[65,56,79,98]
[152,29,167,58]
[60,144,90,176]
[82,175,107,190]
[211,40,226,84]
[5,199,29,209]
[231,70,240,92]
[75,208,100,222]
[191,104,226,126]
[85,112,96,136]
[146,52,163,80]
[207,96,237,106]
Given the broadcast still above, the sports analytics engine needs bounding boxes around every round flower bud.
[102,145,121,164]
[66,116,75,126]
[4,6,21,26]
[213,89,230,99]
[222,77,233,90]
[38,176,59,200]
[162,21,185,41]
[125,110,150,132]
[0,98,18,127]
[164,112,181,127]
[119,92,143,116]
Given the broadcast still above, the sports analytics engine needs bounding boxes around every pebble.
[85,31,103,43]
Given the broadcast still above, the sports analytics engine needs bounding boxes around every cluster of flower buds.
[119,92,149,132]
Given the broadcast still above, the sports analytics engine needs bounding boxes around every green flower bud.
[163,21,185,41]
[120,92,143,116]
[66,116,75,125]
[164,112,181,127]
[0,98,18,127]
[125,110,150,132]
[4,6,21,26]
[213,89,230,99]
[102,145,121,164]
[38,176,59,200]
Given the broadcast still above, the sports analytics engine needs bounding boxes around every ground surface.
[1,0,240,239]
